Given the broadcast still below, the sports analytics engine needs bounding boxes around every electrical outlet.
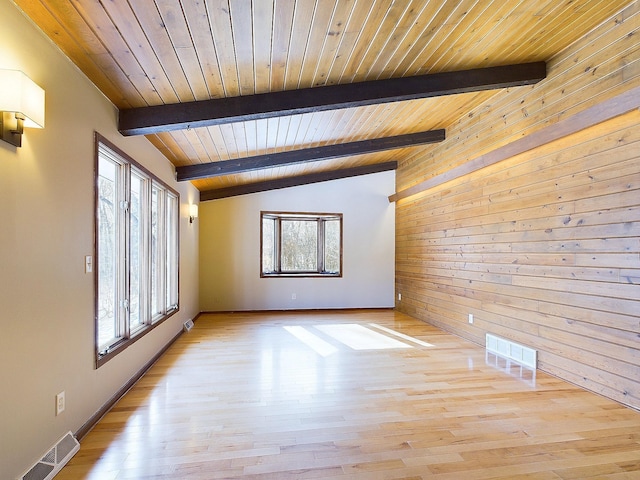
[56,391,65,416]
[468,313,474,324]
[398,293,402,301]
[291,293,296,300]
[85,255,93,273]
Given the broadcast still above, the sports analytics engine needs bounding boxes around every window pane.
[324,219,341,273]
[166,193,179,309]
[281,220,317,271]
[262,217,275,273]
[97,156,119,348]
[129,171,144,331]
[150,185,162,319]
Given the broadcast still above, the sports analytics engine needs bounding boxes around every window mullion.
[119,164,130,340]
[150,184,167,321]
[141,176,151,326]
[158,189,167,316]
[275,218,281,273]
[318,219,325,274]
[166,193,179,310]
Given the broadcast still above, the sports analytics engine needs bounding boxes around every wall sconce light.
[0,69,45,147]
[189,204,198,224]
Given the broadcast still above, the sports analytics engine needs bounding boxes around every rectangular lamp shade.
[189,204,198,218]
[0,69,45,128]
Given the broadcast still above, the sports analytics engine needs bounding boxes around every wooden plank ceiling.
[14,0,633,199]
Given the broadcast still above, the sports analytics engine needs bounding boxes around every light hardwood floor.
[58,310,640,479]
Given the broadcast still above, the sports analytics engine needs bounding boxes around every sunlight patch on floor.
[314,324,413,350]
[368,323,434,347]
[283,326,338,357]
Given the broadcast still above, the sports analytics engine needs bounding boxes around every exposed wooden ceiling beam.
[200,161,398,201]
[119,62,546,136]
[177,130,444,181]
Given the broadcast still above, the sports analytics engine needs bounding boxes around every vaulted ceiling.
[14,0,633,199]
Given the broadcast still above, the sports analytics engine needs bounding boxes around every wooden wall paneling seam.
[538,302,640,334]
[395,61,637,191]
[545,1,636,59]
[503,328,639,388]
[98,0,179,104]
[283,0,317,89]
[507,1,609,62]
[148,133,184,165]
[548,1,640,82]
[481,123,640,198]
[15,0,130,106]
[338,0,400,83]
[475,2,640,134]
[375,0,447,80]
[193,128,222,163]
[416,0,494,73]
[367,0,435,79]
[396,109,640,410]
[38,0,149,108]
[484,303,640,347]
[396,6,640,189]
[151,0,207,101]
[396,0,479,77]
[396,170,640,229]
[243,120,259,155]
[396,196,640,241]
[305,111,335,147]
[252,0,274,94]
[535,337,639,388]
[308,0,354,88]
[390,84,640,202]
[269,0,294,92]
[297,0,339,88]
[452,0,560,69]
[229,0,255,95]
[543,359,640,407]
[349,0,421,83]
[166,130,199,165]
[437,1,523,71]
[323,0,378,84]
[207,0,240,97]
[179,129,211,164]
[540,349,640,403]
[179,0,225,99]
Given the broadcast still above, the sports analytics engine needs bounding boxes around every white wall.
[199,172,395,311]
[0,3,199,478]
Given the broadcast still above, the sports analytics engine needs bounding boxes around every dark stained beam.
[119,62,546,136]
[178,130,444,181]
[200,161,398,201]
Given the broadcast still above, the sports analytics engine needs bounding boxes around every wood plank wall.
[395,2,640,409]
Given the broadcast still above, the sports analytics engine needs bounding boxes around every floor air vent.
[20,432,79,480]
[486,333,537,369]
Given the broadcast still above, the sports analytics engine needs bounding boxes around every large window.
[95,134,179,366]
[261,212,342,277]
